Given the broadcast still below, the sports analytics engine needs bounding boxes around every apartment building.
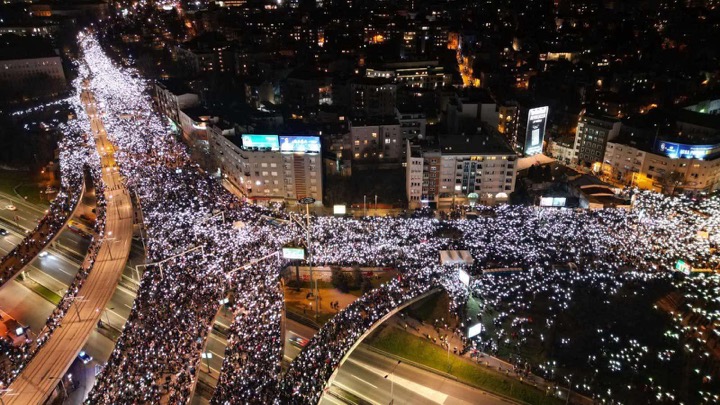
[209,133,323,203]
[406,131,518,209]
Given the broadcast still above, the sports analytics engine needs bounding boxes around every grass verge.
[368,327,563,405]
[22,278,62,305]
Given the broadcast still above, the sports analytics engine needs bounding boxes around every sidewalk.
[284,285,358,324]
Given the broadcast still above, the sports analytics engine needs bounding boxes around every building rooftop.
[0,34,57,60]
[350,116,399,127]
[438,132,515,156]
[157,78,196,96]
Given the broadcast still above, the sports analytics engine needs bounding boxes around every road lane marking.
[351,374,378,389]
[345,357,449,404]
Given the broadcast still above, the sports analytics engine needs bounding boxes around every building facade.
[348,118,403,161]
[574,112,621,166]
[0,56,65,87]
[603,140,720,194]
[350,77,397,118]
[209,133,323,203]
[406,134,518,209]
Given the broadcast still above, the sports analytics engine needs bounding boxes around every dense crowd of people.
[211,262,284,404]
[2,32,717,405]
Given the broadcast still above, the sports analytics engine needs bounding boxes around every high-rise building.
[573,111,621,166]
[350,77,397,118]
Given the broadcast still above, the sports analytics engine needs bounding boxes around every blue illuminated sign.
[241,134,279,150]
[656,140,715,160]
[279,136,321,153]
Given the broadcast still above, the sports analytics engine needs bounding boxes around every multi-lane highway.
[5,88,134,405]
[322,345,514,405]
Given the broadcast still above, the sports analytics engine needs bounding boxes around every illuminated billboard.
[524,106,548,156]
[674,259,691,275]
[279,136,321,153]
[655,140,719,160]
[333,205,346,215]
[540,197,566,207]
[241,134,279,150]
[282,247,306,260]
[458,269,470,286]
[468,323,483,338]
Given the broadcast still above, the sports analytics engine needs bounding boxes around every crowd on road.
[3,32,719,405]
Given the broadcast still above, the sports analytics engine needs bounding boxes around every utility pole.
[364,195,367,217]
[384,360,401,405]
[375,194,378,215]
[298,197,318,319]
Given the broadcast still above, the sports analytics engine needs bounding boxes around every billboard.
[655,140,719,160]
[333,205,346,215]
[674,259,691,275]
[540,197,566,207]
[279,136,321,153]
[524,106,548,156]
[241,134,279,150]
[458,269,470,286]
[282,247,306,260]
[468,323,483,338]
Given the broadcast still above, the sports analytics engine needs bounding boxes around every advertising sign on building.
[655,140,718,160]
[524,106,549,156]
[241,134,280,150]
[279,136,321,153]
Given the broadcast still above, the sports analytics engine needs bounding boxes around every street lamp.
[101,236,119,260]
[296,197,318,319]
[72,295,89,322]
[201,352,213,374]
[0,388,17,405]
[384,360,401,404]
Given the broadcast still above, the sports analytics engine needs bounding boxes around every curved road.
[5,89,134,405]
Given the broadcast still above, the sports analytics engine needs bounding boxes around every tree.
[352,267,362,290]
[361,277,373,294]
[659,171,684,195]
[331,267,350,293]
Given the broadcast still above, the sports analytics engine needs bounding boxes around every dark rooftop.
[0,34,57,60]
[438,132,515,155]
[157,78,196,96]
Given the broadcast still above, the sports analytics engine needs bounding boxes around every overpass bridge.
[5,89,133,405]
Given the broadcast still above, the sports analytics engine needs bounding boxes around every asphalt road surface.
[322,345,516,405]
[5,88,134,405]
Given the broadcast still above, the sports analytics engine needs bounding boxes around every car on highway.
[0,228,7,236]
[38,251,49,258]
[78,350,93,364]
[5,205,16,211]
[289,336,309,348]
